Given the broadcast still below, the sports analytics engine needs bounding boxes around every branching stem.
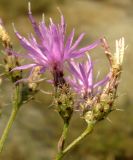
[55,122,95,160]
[63,123,94,155]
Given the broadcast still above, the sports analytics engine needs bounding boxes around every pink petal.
[11,64,37,71]
[69,33,85,52]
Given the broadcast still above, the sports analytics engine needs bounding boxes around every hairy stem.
[0,85,20,153]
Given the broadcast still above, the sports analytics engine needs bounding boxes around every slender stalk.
[58,121,69,152]
[63,123,94,155]
[55,122,95,160]
[55,120,69,160]
[0,108,18,153]
[0,85,20,153]
[55,153,63,160]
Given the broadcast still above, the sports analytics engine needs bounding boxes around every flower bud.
[54,84,74,122]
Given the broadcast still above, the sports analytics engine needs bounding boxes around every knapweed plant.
[0,3,125,160]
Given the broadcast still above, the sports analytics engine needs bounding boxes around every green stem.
[0,85,20,153]
[61,122,95,159]
[55,121,69,160]
[0,108,18,153]
[55,153,63,160]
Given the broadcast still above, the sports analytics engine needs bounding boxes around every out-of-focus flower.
[0,18,22,82]
[0,18,11,48]
[67,55,109,98]
[12,3,101,78]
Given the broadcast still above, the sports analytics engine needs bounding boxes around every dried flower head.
[114,37,125,66]
[102,37,125,69]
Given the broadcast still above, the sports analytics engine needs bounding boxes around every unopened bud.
[84,111,94,124]
[54,84,73,122]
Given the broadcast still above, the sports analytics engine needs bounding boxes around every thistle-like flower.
[12,3,101,86]
[67,55,109,98]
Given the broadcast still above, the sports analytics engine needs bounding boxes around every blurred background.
[0,0,133,160]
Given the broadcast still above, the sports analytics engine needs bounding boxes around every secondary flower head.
[67,55,109,98]
[12,2,101,78]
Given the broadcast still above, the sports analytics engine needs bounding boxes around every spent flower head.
[114,37,125,66]
[102,37,125,69]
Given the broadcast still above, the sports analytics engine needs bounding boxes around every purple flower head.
[12,3,101,79]
[67,55,109,98]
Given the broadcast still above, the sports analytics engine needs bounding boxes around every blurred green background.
[0,0,133,160]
